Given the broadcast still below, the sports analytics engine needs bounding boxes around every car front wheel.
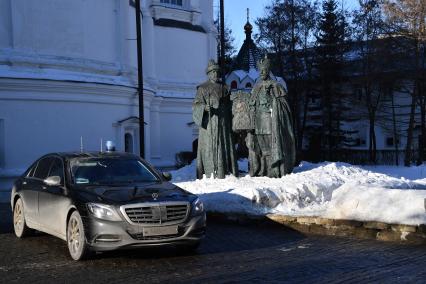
[67,211,90,261]
[13,198,31,238]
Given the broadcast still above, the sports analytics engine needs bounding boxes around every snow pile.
[170,160,426,225]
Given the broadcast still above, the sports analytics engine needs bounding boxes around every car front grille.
[121,202,189,225]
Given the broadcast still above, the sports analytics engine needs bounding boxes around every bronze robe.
[248,80,296,177]
[193,81,238,179]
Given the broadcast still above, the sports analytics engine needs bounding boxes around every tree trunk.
[405,40,421,166]
[299,91,310,151]
[391,88,399,165]
[369,113,377,164]
[404,89,416,166]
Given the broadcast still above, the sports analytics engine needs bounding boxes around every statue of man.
[248,56,296,177]
[192,60,238,179]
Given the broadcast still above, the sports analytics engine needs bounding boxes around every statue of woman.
[192,60,238,179]
[248,56,296,177]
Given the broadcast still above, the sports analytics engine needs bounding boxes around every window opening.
[160,0,183,6]
[125,133,134,153]
[231,81,238,89]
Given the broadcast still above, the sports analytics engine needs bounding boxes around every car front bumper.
[82,213,206,251]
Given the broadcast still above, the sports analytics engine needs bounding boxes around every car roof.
[45,151,139,160]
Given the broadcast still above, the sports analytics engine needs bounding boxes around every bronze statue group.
[193,56,295,179]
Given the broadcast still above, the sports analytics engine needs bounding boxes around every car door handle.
[23,181,27,185]
[42,186,47,190]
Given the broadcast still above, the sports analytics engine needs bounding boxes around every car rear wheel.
[13,198,31,238]
[67,211,90,261]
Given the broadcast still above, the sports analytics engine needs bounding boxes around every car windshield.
[70,158,159,185]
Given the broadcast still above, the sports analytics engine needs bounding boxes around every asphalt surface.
[1,204,425,283]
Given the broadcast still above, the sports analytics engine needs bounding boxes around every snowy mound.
[170,160,426,225]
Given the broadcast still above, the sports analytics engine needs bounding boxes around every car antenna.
[80,136,84,153]
[100,138,103,152]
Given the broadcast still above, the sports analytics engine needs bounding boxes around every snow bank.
[170,160,426,225]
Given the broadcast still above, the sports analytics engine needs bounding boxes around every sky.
[214,0,359,53]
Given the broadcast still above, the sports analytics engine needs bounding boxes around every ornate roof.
[231,9,263,72]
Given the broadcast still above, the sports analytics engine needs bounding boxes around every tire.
[13,198,31,238]
[67,211,90,261]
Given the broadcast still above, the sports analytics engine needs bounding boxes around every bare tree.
[255,0,319,159]
[352,0,386,163]
[382,0,426,165]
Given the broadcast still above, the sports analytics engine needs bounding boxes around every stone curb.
[206,212,426,245]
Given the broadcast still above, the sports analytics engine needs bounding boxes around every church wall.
[0,78,143,201]
[0,79,140,168]
[154,27,210,86]
[0,0,13,48]
[154,98,194,167]
[7,0,119,64]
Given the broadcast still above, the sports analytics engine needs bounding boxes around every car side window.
[26,162,38,177]
[33,157,53,180]
[48,158,64,185]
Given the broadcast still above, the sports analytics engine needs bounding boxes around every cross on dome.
[244,7,253,38]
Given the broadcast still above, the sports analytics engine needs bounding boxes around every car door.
[22,157,53,227]
[19,161,41,226]
[38,157,71,238]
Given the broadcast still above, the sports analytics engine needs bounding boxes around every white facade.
[0,0,216,200]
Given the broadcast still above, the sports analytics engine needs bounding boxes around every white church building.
[0,0,217,200]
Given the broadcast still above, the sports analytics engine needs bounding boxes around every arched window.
[245,82,252,89]
[125,133,134,153]
[231,81,238,89]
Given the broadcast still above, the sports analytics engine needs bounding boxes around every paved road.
[1,204,425,283]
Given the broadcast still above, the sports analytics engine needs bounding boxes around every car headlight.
[191,198,204,216]
[87,203,122,221]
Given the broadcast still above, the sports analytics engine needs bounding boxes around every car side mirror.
[45,176,61,186]
[162,172,172,181]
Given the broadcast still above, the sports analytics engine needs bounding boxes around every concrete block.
[313,217,335,226]
[334,219,363,228]
[363,221,390,230]
[403,232,426,244]
[377,231,402,242]
[267,215,297,224]
[296,217,317,225]
[417,224,426,234]
[391,224,417,233]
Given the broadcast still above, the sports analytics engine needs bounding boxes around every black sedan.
[11,151,206,260]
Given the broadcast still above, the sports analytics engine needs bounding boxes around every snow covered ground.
[170,160,426,226]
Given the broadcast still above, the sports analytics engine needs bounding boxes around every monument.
[192,60,238,179]
[233,56,296,177]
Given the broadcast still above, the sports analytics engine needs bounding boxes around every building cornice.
[0,78,155,106]
[0,48,152,89]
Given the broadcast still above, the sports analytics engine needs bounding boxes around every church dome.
[230,9,263,72]
[244,21,253,34]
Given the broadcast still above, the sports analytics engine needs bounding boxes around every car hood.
[71,181,195,205]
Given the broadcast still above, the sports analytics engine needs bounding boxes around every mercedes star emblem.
[152,192,159,200]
